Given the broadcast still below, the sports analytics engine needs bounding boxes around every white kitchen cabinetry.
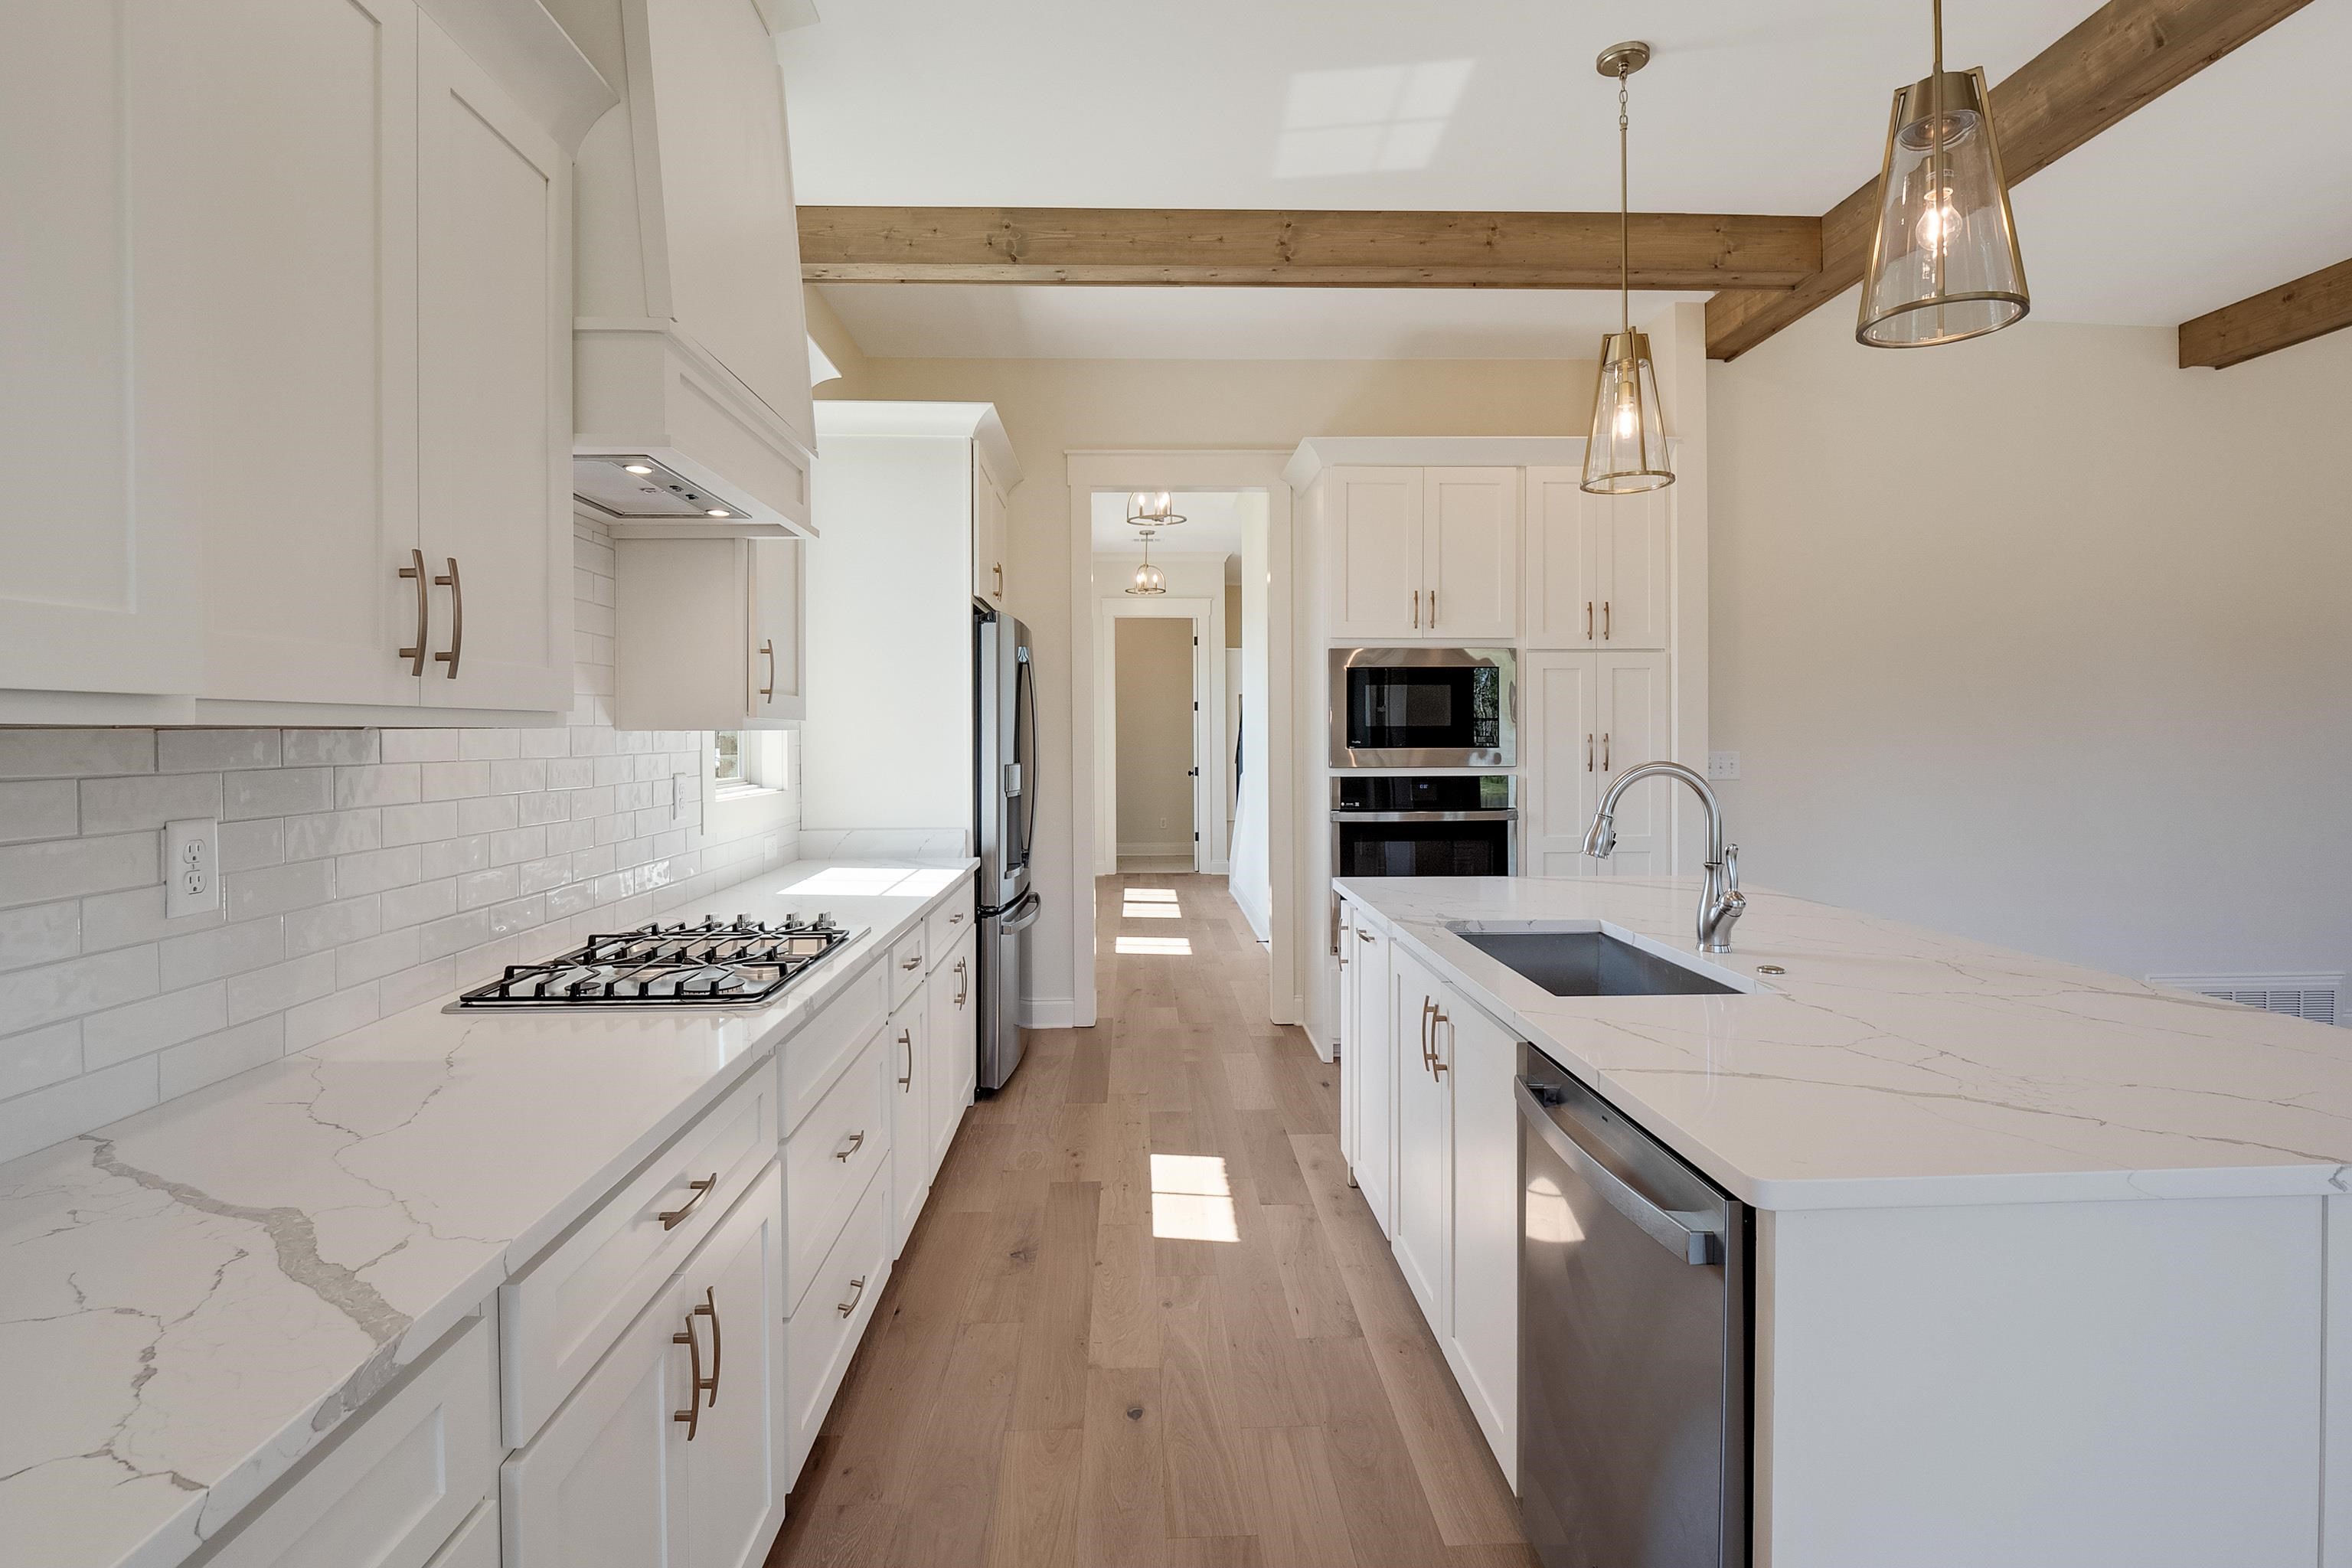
[887,997,929,1256]
[612,535,804,730]
[1341,911,1396,1236]
[1523,650,1671,877]
[1390,942,1452,1329]
[927,929,978,1168]
[505,1163,786,1568]
[560,0,816,532]
[973,446,1011,608]
[1321,467,1520,642]
[1524,467,1671,651]
[1439,994,1520,1486]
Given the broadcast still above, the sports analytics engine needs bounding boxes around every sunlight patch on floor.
[1116,935,1193,956]
[1122,902,1182,919]
[1125,888,1179,902]
[1150,1153,1238,1243]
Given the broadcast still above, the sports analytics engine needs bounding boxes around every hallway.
[767,873,1533,1567]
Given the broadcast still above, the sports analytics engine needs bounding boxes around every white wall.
[0,519,802,1165]
[1710,300,2352,985]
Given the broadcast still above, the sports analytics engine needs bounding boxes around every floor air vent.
[2148,972,2343,1027]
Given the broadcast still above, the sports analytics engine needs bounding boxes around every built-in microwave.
[1328,647,1517,769]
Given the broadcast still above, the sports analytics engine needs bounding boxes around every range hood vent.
[573,456,750,522]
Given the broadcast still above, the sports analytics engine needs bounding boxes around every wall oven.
[1329,647,1517,769]
[1329,776,1517,879]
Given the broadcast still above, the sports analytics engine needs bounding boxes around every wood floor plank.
[1266,1204,1359,1341]
[1238,1426,1361,1568]
[888,1319,1024,1568]
[1307,1334,1454,1566]
[1167,1537,1266,1568]
[1289,1132,1391,1270]
[1158,1274,1254,1538]
[983,1428,1085,1568]
[1217,1243,1325,1429]
[1075,1365,1168,1568]
[1067,1031,1111,1103]
[1237,1108,1311,1208]
[1089,1218,1161,1370]
[1339,1262,1523,1547]
[1012,1180,1103,1431]
[1223,1051,1276,1112]
[964,1195,1047,1325]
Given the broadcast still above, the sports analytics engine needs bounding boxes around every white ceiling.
[1089,490,1252,559]
[779,2,2352,357]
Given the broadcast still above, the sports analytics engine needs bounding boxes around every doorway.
[1111,616,1197,871]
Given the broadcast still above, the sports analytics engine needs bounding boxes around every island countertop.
[1337,874,2352,1211]
[0,858,975,1568]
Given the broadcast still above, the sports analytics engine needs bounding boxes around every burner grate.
[452,912,858,1009]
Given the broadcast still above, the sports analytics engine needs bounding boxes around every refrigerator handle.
[1000,890,1044,934]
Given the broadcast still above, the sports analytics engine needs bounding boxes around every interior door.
[681,1168,786,1568]
[1595,485,1671,651]
[1597,652,1674,875]
[1348,919,1395,1235]
[150,0,423,709]
[1522,652,1599,878]
[417,16,570,711]
[1389,944,1452,1331]
[1421,468,1520,640]
[1324,468,1423,640]
[749,537,802,724]
[1522,469,1599,650]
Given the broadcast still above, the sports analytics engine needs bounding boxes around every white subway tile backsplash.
[0,518,799,1161]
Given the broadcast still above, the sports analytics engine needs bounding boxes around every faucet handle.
[1722,843,1739,891]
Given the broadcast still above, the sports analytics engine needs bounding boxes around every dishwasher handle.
[1517,1077,1720,1266]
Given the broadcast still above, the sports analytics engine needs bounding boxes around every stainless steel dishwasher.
[1517,1043,1748,1567]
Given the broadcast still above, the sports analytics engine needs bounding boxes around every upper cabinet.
[613,534,804,730]
[972,446,1011,609]
[1,0,612,725]
[1525,467,1670,650]
[560,0,818,534]
[1321,467,1521,643]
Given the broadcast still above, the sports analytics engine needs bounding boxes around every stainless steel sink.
[1449,927,1744,997]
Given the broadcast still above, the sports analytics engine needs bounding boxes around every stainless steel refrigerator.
[975,607,1040,1093]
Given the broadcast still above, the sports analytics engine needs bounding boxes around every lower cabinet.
[1442,992,1521,1488]
[1390,942,1453,1329]
[887,995,929,1256]
[424,1499,501,1568]
[926,928,978,1168]
[1342,910,1396,1236]
[784,1163,892,1481]
[504,1162,786,1568]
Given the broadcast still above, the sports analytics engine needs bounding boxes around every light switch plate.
[164,818,221,917]
[1707,750,1742,781]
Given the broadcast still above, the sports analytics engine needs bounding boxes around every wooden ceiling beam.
[799,206,1821,290]
[2178,256,2352,368]
[1705,0,2318,361]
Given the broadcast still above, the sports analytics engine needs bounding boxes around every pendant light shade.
[1127,490,1185,528]
[1581,43,1674,497]
[1125,532,1167,596]
[1857,6,2027,348]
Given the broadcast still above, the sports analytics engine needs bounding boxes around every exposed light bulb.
[1613,395,1638,441]
[1915,196,1962,253]
[706,508,731,518]
[622,462,655,475]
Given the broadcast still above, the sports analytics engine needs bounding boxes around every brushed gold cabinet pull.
[758,639,776,701]
[992,562,1003,595]
[835,1129,866,1161]
[700,1285,721,1406]
[432,557,462,678]
[1586,600,1593,640]
[1357,927,1374,942]
[1603,599,1612,640]
[1586,733,1594,773]
[1419,997,1437,1073]
[1429,588,1437,628]
[1411,589,1419,629]
[1430,1010,1449,1077]
[949,910,965,924]
[397,549,429,676]
[901,955,920,971]
[837,1274,867,1318]
[899,1027,913,1089]
[954,958,968,1006]
[673,1294,714,1438]
[1602,732,1611,773]
[658,1172,717,1230]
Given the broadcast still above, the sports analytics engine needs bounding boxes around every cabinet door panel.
[1389,945,1450,1333]
[927,932,976,1170]
[149,0,422,708]
[972,449,1006,606]
[1597,652,1674,875]
[0,4,200,697]
[1522,653,1599,879]
[1523,469,1597,649]
[1324,469,1422,640]
[1444,996,1519,1485]
[1596,487,1671,651]
[1421,469,1519,640]
[682,1167,787,1568]
[418,19,570,711]
[1347,921,1394,1235]
[888,1003,927,1256]
[749,537,803,724]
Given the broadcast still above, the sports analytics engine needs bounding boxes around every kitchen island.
[1337,872,2352,1568]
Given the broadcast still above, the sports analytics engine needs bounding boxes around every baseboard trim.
[1302,1015,1334,1064]
[1116,841,1193,859]
[1019,995,1079,1029]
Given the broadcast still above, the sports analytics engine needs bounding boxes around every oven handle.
[1328,809,1518,823]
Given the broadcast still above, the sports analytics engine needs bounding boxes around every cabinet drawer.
[501,1062,776,1447]
[784,1026,890,1315]
[780,955,888,1135]
[924,888,973,968]
[785,1162,890,1481]
[423,1498,498,1568]
[888,926,926,1007]
[207,1315,497,1568]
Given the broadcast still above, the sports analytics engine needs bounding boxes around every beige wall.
[1113,618,1195,858]
[1710,299,2352,985]
[1225,583,1242,646]
[828,346,1597,1017]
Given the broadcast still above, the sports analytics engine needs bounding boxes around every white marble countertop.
[0,858,976,1568]
[1338,874,2352,1212]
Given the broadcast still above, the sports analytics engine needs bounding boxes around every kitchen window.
[714,730,790,798]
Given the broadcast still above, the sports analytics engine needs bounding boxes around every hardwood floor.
[766,873,1533,1568]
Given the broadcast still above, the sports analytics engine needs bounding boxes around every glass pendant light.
[1857,0,2028,347]
[1125,531,1168,596]
[1127,490,1186,528]
[1581,42,1673,496]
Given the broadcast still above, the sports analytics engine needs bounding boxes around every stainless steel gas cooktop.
[449,913,861,1011]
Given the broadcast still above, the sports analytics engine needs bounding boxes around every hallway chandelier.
[1128,490,1186,528]
[1857,0,2030,347]
[1580,41,1674,496]
[1125,531,1168,596]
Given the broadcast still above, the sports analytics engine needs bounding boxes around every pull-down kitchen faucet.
[1582,760,1745,952]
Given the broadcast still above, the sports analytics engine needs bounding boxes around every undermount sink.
[1448,925,1747,997]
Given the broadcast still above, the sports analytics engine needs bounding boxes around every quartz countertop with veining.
[1338,874,2352,1211]
[0,858,976,1568]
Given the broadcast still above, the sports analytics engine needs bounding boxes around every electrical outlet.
[672,773,700,827]
[1707,750,1742,782]
[164,818,221,918]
